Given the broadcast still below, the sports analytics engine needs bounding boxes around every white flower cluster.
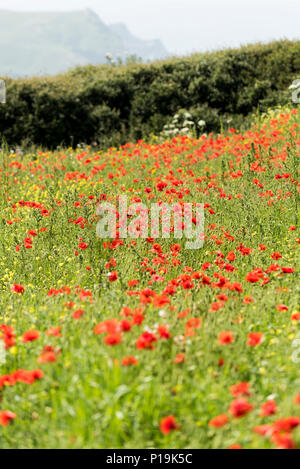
[161,111,205,138]
[0,340,6,364]
[105,52,117,66]
[289,79,300,104]
[0,80,6,104]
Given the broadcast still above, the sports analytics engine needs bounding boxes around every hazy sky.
[0,0,298,54]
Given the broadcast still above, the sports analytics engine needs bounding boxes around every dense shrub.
[0,40,299,148]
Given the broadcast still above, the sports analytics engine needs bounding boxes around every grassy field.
[0,107,299,449]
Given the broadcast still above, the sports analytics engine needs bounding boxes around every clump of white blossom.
[161,111,206,139]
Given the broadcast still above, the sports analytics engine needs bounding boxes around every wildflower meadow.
[0,106,299,449]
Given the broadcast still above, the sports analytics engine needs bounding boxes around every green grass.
[0,106,299,449]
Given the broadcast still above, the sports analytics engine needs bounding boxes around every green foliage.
[0,40,299,148]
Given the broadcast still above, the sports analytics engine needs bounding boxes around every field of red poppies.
[0,106,299,449]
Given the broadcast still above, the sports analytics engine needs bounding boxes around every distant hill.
[109,23,167,62]
[0,8,168,77]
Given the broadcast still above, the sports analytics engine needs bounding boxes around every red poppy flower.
[157,325,171,339]
[271,432,296,450]
[108,271,118,282]
[174,353,185,364]
[122,356,138,366]
[276,304,288,311]
[253,424,273,436]
[273,416,300,432]
[152,295,170,308]
[128,279,139,287]
[210,301,225,312]
[226,251,236,262]
[159,415,180,435]
[22,330,40,343]
[78,242,88,250]
[37,351,57,363]
[94,319,119,335]
[293,394,300,404]
[218,331,234,345]
[281,267,295,274]
[72,309,85,319]
[243,295,254,304]
[229,398,253,418]
[291,313,300,321]
[209,414,229,428]
[245,269,264,283]
[247,332,263,346]
[104,333,122,346]
[11,284,24,294]
[46,327,61,337]
[136,331,157,350]
[0,411,17,426]
[230,382,250,397]
[260,400,277,416]
[271,252,282,260]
